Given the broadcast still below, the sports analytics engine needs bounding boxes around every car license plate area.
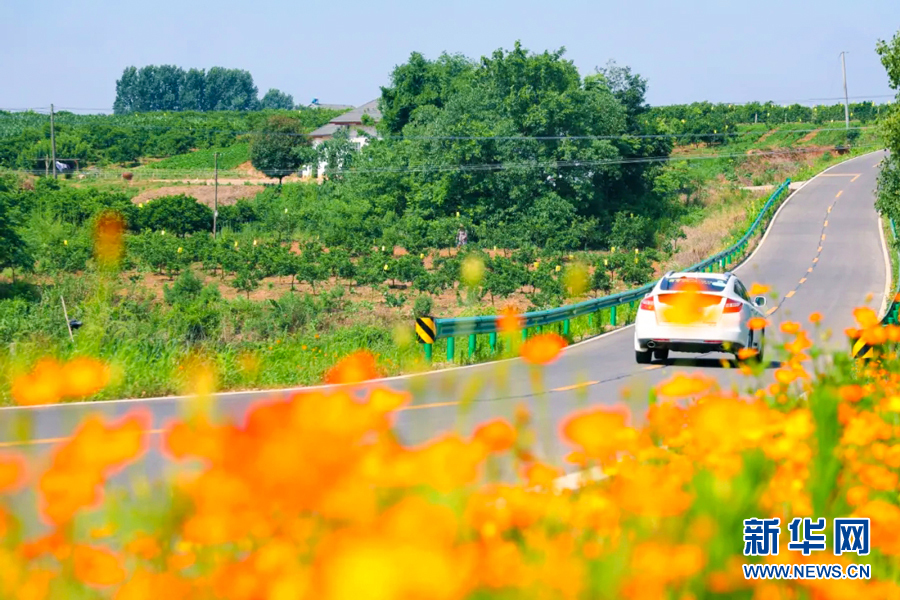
[655,293,722,326]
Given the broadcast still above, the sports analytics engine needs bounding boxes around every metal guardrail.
[422,179,792,361]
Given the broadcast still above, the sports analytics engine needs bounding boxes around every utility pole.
[50,104,57,179]
[213,152,219,238]
[840,51,850,130]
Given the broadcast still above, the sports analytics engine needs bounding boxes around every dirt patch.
[754,128,778,145]
[131,184,264,208]
[798,128,822,144]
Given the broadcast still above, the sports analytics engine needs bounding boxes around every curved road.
[1,151,889,476]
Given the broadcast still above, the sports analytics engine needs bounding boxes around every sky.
[2,0,898,112]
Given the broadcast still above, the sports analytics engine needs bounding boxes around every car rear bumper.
[634,323,746,353]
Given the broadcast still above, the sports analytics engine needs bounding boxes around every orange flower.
[369,388,411,412]
[809,312,823,324]
[11,358,64,406]
[324,351,380,384]
[862,326,887,346]
[473,419,517,453]
[839,385,865,403]
[748,317,768,331]
[562,408,636,459]
[854,307,879,329]
[498,307,524,334]
[125,534,162,561]
[657,373,715,398]
[520,333,567,365]
[72,545,125,586]
[0,454,24,493]
[737,348,758,360]
[61,357,110,398]
[94,211,125,267]
[748,283,770,296]
[780,321,801,334]
[523,462,563,487]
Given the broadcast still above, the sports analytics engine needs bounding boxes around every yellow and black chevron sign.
[415,317,436,344]
[852,337,874,360]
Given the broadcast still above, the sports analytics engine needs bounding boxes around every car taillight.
[639,296,655,311]
[723,299,742,313]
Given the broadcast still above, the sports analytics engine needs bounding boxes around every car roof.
[664,271,731,280]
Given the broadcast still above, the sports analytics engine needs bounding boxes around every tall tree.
[180,68,207,111]
[261,89,295,110]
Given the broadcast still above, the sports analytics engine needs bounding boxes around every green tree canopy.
[260,89,295,110]
[250,115,316,184]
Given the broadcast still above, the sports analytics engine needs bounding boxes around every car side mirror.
[753,296,767,307]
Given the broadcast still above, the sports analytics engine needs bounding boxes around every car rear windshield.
[659,277,728,292]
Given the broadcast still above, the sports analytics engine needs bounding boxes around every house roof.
[330,99,382,124]
[311,103,355,110]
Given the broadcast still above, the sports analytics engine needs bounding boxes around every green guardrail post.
[588,313,594,329]
[447,337,455,362]
[522,328,528,341]
[563,319,570,336]
[489,332,497,353]
[468,333,476,358]
[424,343,432,362]
[610,305,617,326]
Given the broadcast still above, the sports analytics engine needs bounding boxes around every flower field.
[2,294,900,599]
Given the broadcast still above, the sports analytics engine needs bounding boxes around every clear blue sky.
[2,0,898,112]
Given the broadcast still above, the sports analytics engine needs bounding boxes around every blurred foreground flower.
[520,333,567,365]
[94,211,125,268]
[325,351,381,384]
[12,357,110,405]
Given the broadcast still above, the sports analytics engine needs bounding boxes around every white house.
[304,99,382,179]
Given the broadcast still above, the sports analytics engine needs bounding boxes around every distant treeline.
[0,109,343,169]
[113,65,300,114]
[644,100,888,143]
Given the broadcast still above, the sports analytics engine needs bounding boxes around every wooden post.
[61,296,74,343]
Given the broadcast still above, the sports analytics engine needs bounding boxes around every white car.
[633,271,767,364]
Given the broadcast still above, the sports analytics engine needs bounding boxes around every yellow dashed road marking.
[818,246,823,252]
[835,190,843,198]
[766,307,777,315]
[399,401,461,412]
[821,234,826,241]
[799,278,807,284]
[642,365,663,371]
[812,258,818,263]
[828,205,832,213]
[551,381,600,392]
[0,428,165,449]
[851,174,860,182]
[824,220,828,227]
[808,267,814,272]
[785,291,795,298]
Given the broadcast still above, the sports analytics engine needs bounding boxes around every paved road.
[1,151,888,478]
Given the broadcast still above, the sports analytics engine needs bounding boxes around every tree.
[484,256,526,305]
[250,115,315,184]
[205,67,259,111]
[0,178,31,275]
[876,30,900,225]
[137,194,213,236]
[317,128,360,181]
[261,89,295,110]
[591,265,612,297]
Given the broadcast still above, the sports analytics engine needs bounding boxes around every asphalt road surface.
[0,150,889,480]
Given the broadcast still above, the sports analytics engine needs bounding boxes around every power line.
[8,144,879,178]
